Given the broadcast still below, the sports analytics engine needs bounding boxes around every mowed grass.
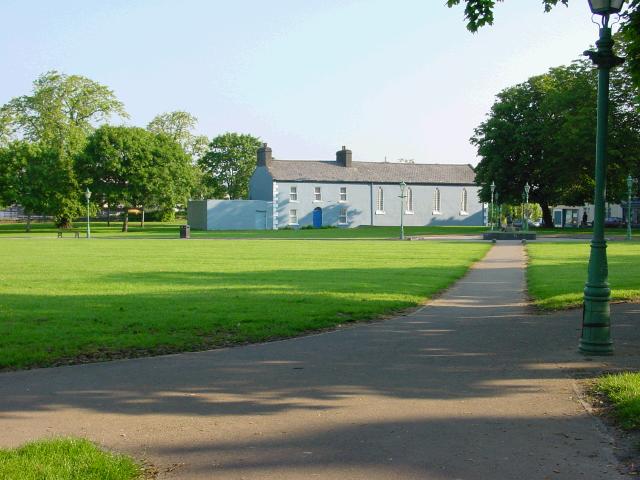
[0,221,489,239]
[595,372,640,430]
[0,438,142,480]
[2,221,636,240]
[0,239,489,369]
[526,243,640,310]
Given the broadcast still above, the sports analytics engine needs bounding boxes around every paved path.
[1,242,638,479]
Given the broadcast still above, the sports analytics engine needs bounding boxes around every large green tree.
[77,126,195,231]
[0,141,77,231]
[0,71,127,153]
[473,59,640,226]
[198,132,262,200]
[0,71,128,226]
[146,111,208,161]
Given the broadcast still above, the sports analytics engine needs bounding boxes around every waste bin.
[180,225,190,239]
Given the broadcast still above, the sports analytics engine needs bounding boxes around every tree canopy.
[0,141,79,229]
[446,0,568,32]
[147,110,209,161]
[198,132,262,200]
[473,57,640,226]
[0,71,128,226]
[0,71,127,154]
[0,71,265,229]
[77,126,196,231]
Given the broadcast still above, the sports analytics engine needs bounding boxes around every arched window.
[461,188,468,214]
[433,188,441,214]
[376,187,384,213]
[406,187,413,213]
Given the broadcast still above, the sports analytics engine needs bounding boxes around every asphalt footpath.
[1,241,638,479]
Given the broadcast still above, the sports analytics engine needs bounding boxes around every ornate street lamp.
[627,174,634,241]
[399,181,407,240]
[580,0,626,356]
[524,183,531,232]
[85,187,92,239]
[587,0,624,14]
[490,181,496,231]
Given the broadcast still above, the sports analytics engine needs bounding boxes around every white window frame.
[432,188,441,215]
[289,186,298,202]
[339,186,347,203]
[405,187,414,214]
[338,207,348,225]
[288,209,298,225]
[460,188,468,216]
[314,186,322,202]
[375,187,385,214]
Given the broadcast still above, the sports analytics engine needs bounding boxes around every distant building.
[552,200,639,228]
[188,144,485,230]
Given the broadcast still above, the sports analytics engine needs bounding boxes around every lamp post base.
[579,337,613,356]
[579,293,613,356]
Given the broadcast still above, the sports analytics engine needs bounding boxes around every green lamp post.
[580,0,625,356]
[399,181,406,240]
[495,191,500,230]
[627,174,634,241]
[490,181,496,231]
[524,183,530,232]
[85,187,92,239]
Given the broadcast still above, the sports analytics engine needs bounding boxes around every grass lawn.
[2,220,636,239]
[526,243,640,310]
[0,438,142,480]
[0,221,490,239]
[594,372,640,430]
[0,239,489,369]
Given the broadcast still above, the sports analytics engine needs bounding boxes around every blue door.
[313,207,322,228]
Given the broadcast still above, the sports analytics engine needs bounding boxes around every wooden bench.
[57,229,81,238]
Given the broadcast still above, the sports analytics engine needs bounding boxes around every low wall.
[483,232,537,240]
[188,200,273,230]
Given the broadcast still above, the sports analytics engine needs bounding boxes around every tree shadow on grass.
[1,260,638,420]
[2,250,639,478]
[0,265,475,370]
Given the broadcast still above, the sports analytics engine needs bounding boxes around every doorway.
[313,207,322,228]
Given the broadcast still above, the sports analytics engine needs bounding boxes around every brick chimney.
[257,143,272,167]
[336,146,352,167]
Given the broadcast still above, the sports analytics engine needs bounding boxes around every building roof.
[266,160,476,185]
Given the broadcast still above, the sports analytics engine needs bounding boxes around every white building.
[189,144,485,230]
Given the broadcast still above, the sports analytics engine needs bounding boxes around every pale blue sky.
[0,0,602,165]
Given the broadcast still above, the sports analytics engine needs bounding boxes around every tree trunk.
[26,213,31,232]
[539,200,554,228]
[107,204,111,227]
[122,209,129,232]
[141,208,144,228]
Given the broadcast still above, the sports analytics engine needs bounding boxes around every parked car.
[604,217,626,228]
[511,219,539,229]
